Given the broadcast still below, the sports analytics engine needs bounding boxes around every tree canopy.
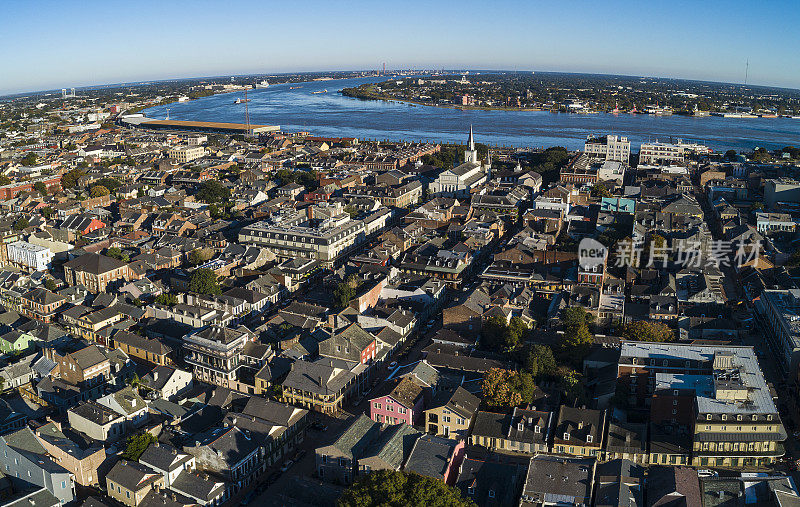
[122,432,156,461]
[619,321,674,342]
[560,306,593,362]
[481,368,539,409]
[34,181,47,196]
[189,268,221,295]
[90,185,110,197]
[61,168,86,189]
[481,316,529,352]
[338,470,473,507]
[13,217,29,231]
[523,344,558,379]
[197,180,231,203]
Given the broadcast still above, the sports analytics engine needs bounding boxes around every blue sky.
[1,0,798,95]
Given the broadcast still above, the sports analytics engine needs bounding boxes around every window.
[488,490,495,499]
[586,435,593,443]
[564,432,570,440]
[706,414,712,421]
[673,400,678,406]
[467,487,475,495]
[534,426,541,434]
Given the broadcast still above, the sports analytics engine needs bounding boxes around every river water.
[142,76,800,152]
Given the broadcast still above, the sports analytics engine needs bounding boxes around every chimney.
[328,314,336,331]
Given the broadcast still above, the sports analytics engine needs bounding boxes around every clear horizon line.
[3,67,799,99]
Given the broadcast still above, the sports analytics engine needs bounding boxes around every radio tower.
[382,62,386,76]
[244,87,251,135]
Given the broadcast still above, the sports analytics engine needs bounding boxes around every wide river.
[143,76,800,152]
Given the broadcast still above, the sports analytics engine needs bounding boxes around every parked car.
[389,361,397,369]
[280,460,294,473]
[697,469,718,478]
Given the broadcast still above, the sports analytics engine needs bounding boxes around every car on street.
[280,460,294,472]
[389,361,397,369]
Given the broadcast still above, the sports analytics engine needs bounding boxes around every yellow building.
[424,386,479,438]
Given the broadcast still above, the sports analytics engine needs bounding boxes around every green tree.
[106,247,123,260]
[189,247,214,266]
[155,293,178,306]
[560,307,593,358]
[559,367,587,406]
[0,176,11,186]
[333,282,356,309]
[61,168,86,189]
[343,205,359,218]
[44,278,57,292]
[524,344,557,379]
[591,183,611,198]
[21,152,38,166]
[13,217,29,231]
[189,268,221,295]
[122,432,157,461]
[481,368,539,409]
[34,181,47,196]
[724,149,738,161]
[197,180,231,203]
[90,185,110,197]
[339,470,474,507]
[620,321,674,342]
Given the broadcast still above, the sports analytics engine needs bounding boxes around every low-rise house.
[110,330,173,366]
[455,453,524,506]
[183,426,261,496]
[403,434,465,486]
[594,459,644,507]
[141,365,193,401]
[57,343,111,396]
[470,407,553,455]
[63,252,130,293]
[138,443,195,488]
[356,424,421,475]
[316,414,380,485]
[19,288,67,323]
[281,358,359,415]
[0,427,75,504]
[603,422,648,465]
[105,460,163,507]
[519,455,596,507]
[96,386,149,429]
[169,469,226,506]
[68,400,127,442]
[424,386,480,438]
[34,421,106,487]
[552,406,605,458]
[369,376,425,426]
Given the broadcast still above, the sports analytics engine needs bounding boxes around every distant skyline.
[2,0,799,96]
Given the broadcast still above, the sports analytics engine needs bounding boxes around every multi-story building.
[618,341,786,468]
[19,288,67,323]
[639,141,690,165]
[63,252,130,293]
[34,421,106,487]
[106,460,163,507]
[759,289,800,380]
[281,358,361,415]
[765,178,800,210]
[167,145,205,163]
[424,386,480,438]
[239,203,368,266]
[755,212,796,234]
[470,407,553,455]
[6,241,54,271]
[552,406,605,457]
[584,134,631,164]
[0,428,75,504]
[183,325,250,388]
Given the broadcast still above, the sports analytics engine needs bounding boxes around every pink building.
[369,377,425,426]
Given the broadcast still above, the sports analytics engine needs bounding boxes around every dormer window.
[563,432,570,441]
[518,422,524,432]
[586,435,593,443]
[737,414,742,421]
[488,490,495,499]
[467,487,474,495]
[534,425,541,434]
[752,415,758,421]
[721,414,727,421]
[706,414,712,421]
[767,415,773,421]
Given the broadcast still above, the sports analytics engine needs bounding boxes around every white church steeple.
[464,125,478,164]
